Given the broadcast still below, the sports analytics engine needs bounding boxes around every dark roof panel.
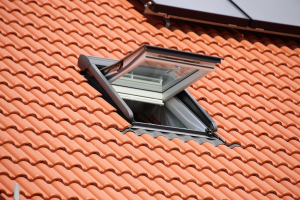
[232,0,300,34]
[143,0,250,26]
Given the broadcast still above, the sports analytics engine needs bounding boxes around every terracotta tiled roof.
[0,0,300,199]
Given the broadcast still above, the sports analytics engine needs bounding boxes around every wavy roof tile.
[0,0,300,199]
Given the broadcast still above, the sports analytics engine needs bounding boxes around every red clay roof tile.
[0,0,300,199]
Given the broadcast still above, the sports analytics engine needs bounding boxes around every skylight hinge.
[205,125,226,142]
[205,128,213,135]
[205,127,226,144]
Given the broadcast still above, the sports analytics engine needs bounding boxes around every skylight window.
[101,45,219,105]
[78,45,223,137]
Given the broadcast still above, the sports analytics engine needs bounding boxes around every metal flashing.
[121,127,225,146]
[228,143,241,149]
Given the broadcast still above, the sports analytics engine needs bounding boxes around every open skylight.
[78,45,223,138]
[100,45,221,105]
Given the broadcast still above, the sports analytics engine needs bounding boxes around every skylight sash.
[101,45,220,105]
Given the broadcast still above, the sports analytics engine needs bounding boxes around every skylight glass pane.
[111,60,197,92]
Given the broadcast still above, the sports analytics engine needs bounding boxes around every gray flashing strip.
[122,127,225,146]
[228,143,241,149]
